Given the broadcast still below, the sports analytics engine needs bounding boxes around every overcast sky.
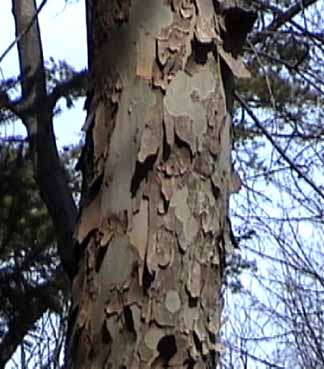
[0,0,87,147]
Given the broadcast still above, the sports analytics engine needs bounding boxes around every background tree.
[0,0,86,367]
[0,139,80,368]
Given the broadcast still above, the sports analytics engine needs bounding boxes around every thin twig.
[250,0,318,45]
[235,92,324,201]
[0,0,48,65]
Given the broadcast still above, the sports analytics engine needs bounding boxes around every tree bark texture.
[70,1,255,368]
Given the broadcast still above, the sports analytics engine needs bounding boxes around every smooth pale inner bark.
[69,1,255,368]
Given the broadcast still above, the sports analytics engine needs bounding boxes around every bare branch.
[48,69,88,109]
[234,92,324,201]
[0,91,23,118]
[0,272,64,369]
[251,0,318,45]
[0,0,48,65]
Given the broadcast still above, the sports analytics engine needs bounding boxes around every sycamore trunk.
[69,1,254,368]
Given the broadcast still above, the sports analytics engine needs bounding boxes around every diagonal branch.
[250,0,318,45]
[0,0,48,65]
[234,92,324,202]
[1,70,88,118]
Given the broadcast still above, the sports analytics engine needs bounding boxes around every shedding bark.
[69,1,256,368]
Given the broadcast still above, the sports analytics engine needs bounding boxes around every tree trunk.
[69,1,255,368]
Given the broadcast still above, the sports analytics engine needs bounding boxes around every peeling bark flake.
[70,1,256,368]
[217,46,251,79]
[97,234,138,288]
[138,125,160,163]
[187,259,201,299]
[129,198,149,262]
[195,0,219,43]
[136,31,155,80]
[76,193,101,243]
[165,290,181,314]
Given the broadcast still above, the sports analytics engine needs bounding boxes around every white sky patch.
[0,0,87,148]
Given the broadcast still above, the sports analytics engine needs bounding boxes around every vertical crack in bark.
[130,153,158,197]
